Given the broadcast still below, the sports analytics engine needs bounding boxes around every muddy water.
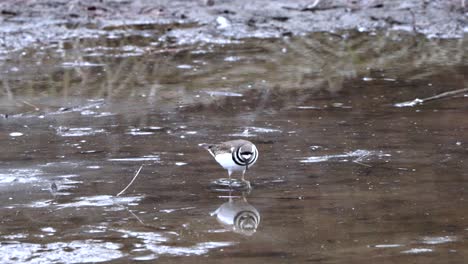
[0,30,467,263]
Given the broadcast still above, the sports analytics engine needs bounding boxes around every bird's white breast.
[215,153,245,171]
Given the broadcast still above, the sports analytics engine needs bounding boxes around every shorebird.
[201,139,258,187]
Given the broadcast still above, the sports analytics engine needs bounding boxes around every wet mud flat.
[0,0,466,54]
[0,24,468,264]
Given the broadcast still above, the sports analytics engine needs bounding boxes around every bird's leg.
[228,170,232,187]
[241,170,251,190]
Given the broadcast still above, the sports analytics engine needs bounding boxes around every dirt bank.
[0,0,466,55]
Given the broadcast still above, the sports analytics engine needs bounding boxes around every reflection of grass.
[1,30,466,110]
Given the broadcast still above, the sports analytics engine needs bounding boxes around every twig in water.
[22,100,40,111]
[126,207,146,225]
[117,165,143,196]
[394,87,468,107]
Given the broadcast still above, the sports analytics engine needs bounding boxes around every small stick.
[116,165,143,196]
[22,100,40,111]
[394,87,468,107]
[127,208,145,225]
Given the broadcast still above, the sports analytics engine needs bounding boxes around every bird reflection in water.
[211,192,260,236]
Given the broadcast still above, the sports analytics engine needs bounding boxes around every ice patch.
[401,248,433,254]
[118,230,168,243]
[0,240,123,263]
[230,126,281,137]
[133,255,157,261]
[62,61,105,67]
[394,98,424,107]
[216,16,231,29]
[421,236,456,245]
[159,207,195,214]
[126,131,155,136]
[0,169,43,184]
[176,64,193,69]
[2,233,28,239]
[373,244,403,248]
[56,127,106,137]
[49,100,105,116]
[301,149,390,163]
[41,227,56,233]
[9,132,23,137]
[146,241,235,257]
[56,195,143,208]
[204,91,243,97]
[126,127,163,135]
[108,155,160,162]
[297,106,321,110]
[115,229,234,260]
[224,56,241,62]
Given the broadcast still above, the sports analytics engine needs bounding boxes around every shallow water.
[0,30,467,263]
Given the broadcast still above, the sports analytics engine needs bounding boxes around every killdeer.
[201,139,258,186]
